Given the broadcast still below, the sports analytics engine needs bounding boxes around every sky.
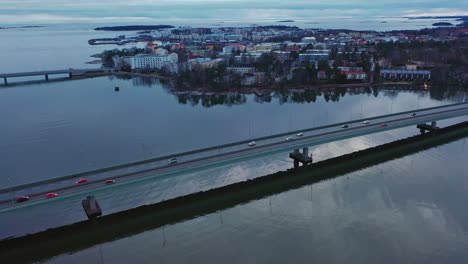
[0,0,467,24]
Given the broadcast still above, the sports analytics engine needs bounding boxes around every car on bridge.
[380,123,388,127]
[15,195,30,203]
[75,178,88,184]
[105,179,116,185]
[168,158,178,165]
[285,136,294,141]
[296,132,304,137]
[341,124,349,128]
[45,192,58,199]
[248,141,256,147]
[362,120,370,125]
[411,113,417,117]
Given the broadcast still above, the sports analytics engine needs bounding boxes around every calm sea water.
[43,137,468,264]
[1,23,468,263]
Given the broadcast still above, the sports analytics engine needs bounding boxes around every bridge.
[0,69,99,85]
[1,102,468,211]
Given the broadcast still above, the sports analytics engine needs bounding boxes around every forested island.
[433,22,453,27]
[95,25,174,31]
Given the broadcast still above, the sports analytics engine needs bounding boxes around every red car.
[15,196,30,203]
[45,192,58,198]
[75,178,88,184]
[380,123,388,127]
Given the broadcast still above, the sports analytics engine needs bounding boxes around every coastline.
[0,70,426,92]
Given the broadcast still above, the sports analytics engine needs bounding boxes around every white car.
[296,132,304,137]
[168,158,178,165]
[362,120,370,125]
[341,124,349,128]
[248,141,256,147]
[285,136,294,141]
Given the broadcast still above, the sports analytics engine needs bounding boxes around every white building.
[131,53,178,73]
[342,71,367,80]
[226,67,255,75]
[302,37,317,43]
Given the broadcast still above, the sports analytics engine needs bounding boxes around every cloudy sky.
[0,0,467,24]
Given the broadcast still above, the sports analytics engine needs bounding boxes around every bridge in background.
[1,102,468,211]
[0,69,100,85]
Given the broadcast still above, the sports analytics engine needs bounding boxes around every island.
[95,25,175,31]
[433,22,453,27]
[277,20,295,23]
[89,22,467,92]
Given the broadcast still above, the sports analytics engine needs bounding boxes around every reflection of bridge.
[3,120,468,263]
[0,69,97,85]
[1,102,468,211]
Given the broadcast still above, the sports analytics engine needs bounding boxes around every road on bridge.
[1,102,468,211]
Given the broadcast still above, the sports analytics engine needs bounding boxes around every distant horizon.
[0,0,466,25]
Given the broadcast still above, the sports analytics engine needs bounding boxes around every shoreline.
[0,71,431,92]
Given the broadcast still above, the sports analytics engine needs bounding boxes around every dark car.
[15,196,30,203]
[105,179,116,185]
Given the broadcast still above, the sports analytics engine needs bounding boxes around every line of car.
[14,113,419,204]
[246,112,419,148]
[14,178,116,203]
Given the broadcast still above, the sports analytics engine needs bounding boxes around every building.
[131,53,179,73]
[299,50,330,64]
[380,69,431,81]
[338,66,364,72]
[253,43,281,52]
[234,53,262,64]
[318,70,327,79]
[342,71,367,80]
[188,58,225,70]
[226,67,255,75]
[302,37,317,43]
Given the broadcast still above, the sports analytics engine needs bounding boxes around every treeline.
[375,40,468,67]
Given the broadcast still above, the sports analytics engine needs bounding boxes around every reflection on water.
[0,75,467,245]
[6,132,468,264]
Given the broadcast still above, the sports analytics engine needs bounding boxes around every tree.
[290,51,299,61]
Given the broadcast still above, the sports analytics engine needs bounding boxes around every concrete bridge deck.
[0,69,100,84]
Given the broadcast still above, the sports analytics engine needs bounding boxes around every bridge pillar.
[290,147,313,168]
[3,77,7,85]
[69,73,73,78]
[417,123,440,134]
[45,74,49,81]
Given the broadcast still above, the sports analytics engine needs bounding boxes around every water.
[1,22,468,262]
[0,76,467,241]
[7,131,468,263]
[0,77,466,189]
